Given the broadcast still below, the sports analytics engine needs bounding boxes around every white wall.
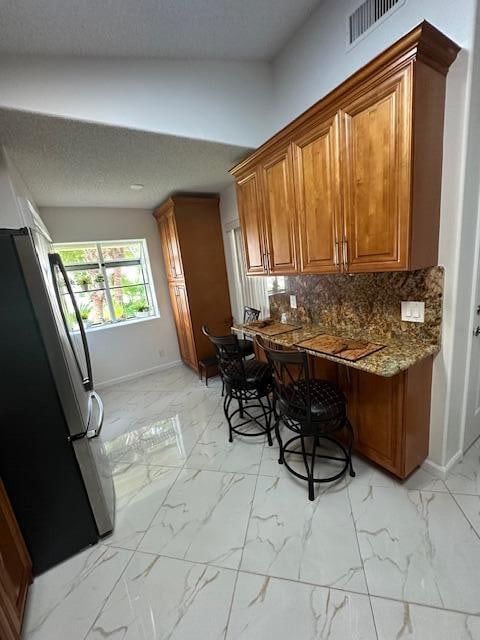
[0,56,272,148]
[219,184,242,322]
[40,206,180,387]
[272,0,475,130]
[446,3,480,460]
[0,147,38,229]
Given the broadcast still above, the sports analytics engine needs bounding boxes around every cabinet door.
[293,115,342,274]
[261,146,298,275]
[159,209,183,281]
[0,481,31,640]
[169,283,197,370]
[236,170,267,275]
[348,369,404,476]
[341,66,412,272]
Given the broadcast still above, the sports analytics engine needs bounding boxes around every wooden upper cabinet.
[231,22,459,276]
[261,146,298,274]
[236,170,267,275]
[341,66,412,272]
[293,115,341,274]
[158,208,183,281]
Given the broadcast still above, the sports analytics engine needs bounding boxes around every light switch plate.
[401,301,425,323]
[290,295,297,309]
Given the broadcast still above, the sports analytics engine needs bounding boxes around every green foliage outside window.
[55,241,155,328]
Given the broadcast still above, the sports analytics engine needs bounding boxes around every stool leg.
[346,419,356,478]
[300,433,315,501]
[238,397,244,418]
[259,395,273,446]
[223,393,234,443]
[274,419,284,464]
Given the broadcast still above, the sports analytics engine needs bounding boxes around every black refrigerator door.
[49,253,93,392]
[0,232,99,575]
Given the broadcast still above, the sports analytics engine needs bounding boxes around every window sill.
[80,314,160,334]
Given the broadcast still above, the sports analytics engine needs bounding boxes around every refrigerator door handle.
[49,253,94,391]
[86,392,104,439]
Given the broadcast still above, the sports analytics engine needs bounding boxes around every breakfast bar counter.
[232,322,439,378]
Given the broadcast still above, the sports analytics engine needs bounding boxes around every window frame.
[53,238,159,331]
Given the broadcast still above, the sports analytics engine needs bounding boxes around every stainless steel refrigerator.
[0,223,115,575]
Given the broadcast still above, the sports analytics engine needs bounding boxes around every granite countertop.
[232,323,440,378]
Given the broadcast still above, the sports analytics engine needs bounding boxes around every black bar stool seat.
[223,359,271,388]
[280,379,346,429]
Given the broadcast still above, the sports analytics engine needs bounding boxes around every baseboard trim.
[95,360,182,389]
[422,449,463,480]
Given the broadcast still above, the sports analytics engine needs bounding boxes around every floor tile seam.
[347,480,480,618]
[445,489,480,497]
[81,547,137,640]
[130,464,185,554]
[235,567,480,619]
[345,482,372,594]
[446,487,480,545]
[127,403,222,550]
[345,479,380,637]
[91,545,480,620]
[367,594,380,640]
[223,461,264,640]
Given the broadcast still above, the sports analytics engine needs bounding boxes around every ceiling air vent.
[348,0,405,48]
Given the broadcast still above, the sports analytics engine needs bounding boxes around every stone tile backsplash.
[268,267,443,345]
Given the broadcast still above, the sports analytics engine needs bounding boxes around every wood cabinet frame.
[235,169,267,275]
[154,196,232,372]
[260,144,298,275]
[231,22,459,276]
[0,481,32,640]
[254,339,433,478]
[293,113,342,274]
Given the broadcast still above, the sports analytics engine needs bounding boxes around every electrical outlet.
[158,349,165,359]
[290,295,297,309]
[401,301,425,323]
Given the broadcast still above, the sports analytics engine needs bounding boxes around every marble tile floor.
[22,364,480,639]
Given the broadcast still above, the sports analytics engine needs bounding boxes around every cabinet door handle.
[263,252,270,273]
[267,252,271,272]
[342,240,349,271]
[333,241,340,268]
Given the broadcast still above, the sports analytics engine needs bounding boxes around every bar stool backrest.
[255,336,313,423]
[243,306,261,324]
[202,325,247,387]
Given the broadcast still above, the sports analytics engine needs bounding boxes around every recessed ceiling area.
[0,110,250,208]
[0,0,321,60]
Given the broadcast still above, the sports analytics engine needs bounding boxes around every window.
[54,239,157,329]
[266,276,286,295]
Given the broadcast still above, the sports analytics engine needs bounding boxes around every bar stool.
[256,336,355,501]
[203,326,274,445]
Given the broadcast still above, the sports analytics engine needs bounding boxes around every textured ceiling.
[0,0,321,60]
[0,110,250,207]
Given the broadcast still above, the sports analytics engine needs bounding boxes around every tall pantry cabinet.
[153,196,232,372]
